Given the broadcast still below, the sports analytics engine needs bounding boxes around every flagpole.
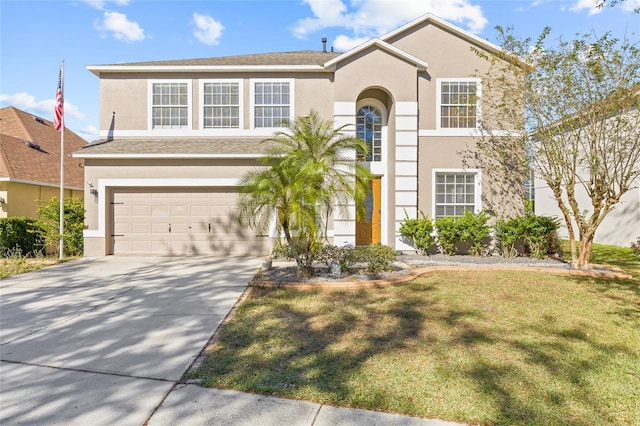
[58,60,65,260]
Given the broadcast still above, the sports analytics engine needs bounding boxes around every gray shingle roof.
[96,51,342,67]
[74,137,277,157]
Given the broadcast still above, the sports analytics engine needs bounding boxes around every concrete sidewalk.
[148,384,465,426]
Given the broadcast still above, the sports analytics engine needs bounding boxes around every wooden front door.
[356,177,381,245]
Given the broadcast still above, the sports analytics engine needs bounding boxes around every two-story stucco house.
[75,13,524,257]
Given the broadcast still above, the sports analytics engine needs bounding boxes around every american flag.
[54,65,63,131]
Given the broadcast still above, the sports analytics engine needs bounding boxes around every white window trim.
[199,78,244,131]
[148,79,193,131]
[431,168,482,219]
[435,78,481,135]
[249,78,295,130]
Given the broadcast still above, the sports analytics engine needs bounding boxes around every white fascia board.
[73,153,265,159]
[86,64,328,76]
[324,38,428,70]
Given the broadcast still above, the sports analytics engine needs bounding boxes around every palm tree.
[237,110,371,276]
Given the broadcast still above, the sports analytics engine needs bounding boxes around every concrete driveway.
[0,256,262,425]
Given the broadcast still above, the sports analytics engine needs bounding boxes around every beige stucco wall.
[386,22,494,130]
[98,72,334,132]
[83,158,262,231]
[0,181,81,219]
[333,48,418,103]
[418,136,523,220]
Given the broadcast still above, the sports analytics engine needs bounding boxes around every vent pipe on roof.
[322,37,327,53]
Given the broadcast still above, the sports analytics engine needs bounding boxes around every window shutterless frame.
[249,78,294,129]
[148,79,192,130]
[199,79,243,130]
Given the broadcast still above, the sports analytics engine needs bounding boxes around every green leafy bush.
[434,216,461,256]
[37,197,85,257]
[457,210,490,256]
[315,244,354,271]
[356,244,396,272]
[495,217,524,258]
[0,217,45,257]
[521,215,560,259]
[435,211,490,256]
[495,214,560,259]
[399,212,434,254]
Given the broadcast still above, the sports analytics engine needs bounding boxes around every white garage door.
[111,188,269,256]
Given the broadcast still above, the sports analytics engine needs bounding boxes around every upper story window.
[251,79,293,128]
[357,106,382,162]
[433,170,481,218]
[202,80,241,129]
[437,79,481,129]
[150,80,191,129]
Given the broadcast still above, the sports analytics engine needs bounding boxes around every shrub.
[435,211,490,256]
[37,197,85,257]
[0,217,45,257]
[632,237,640,256]
[495,214,560,259]
[358,244,396,272]
[495,217,524,258]
[315,244,354,271]
[434,216,461,256]
[521,215,560,259]
[399,212,434,254]
[457,210,490,256]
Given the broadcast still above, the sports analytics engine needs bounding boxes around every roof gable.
[381,13,502,55]
[323,38,429,70]
[0,107,87,188]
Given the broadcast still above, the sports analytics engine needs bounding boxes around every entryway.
[356,176,382,245]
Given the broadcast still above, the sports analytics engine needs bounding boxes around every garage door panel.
[111,188,269,256]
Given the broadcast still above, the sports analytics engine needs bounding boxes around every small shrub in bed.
[399,212,434,254]
[632,238,640,256]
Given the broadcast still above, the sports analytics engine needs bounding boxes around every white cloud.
[0,92,86,121]
[81,0,130,11]
[570,0,603,15]
[192,13,224,45]
[95,11,146,42]
[333,35,371,51]
[79,125,99,141]
[621,0,640,12]
[292,0,488,49]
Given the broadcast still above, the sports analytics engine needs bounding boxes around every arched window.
[356,105,382,162]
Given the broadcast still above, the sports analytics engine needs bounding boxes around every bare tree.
[477,28,640,269]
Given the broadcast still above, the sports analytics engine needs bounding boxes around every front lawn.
[188,244,640,425]
[0,256,60,279]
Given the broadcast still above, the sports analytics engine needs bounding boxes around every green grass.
[190,244,640,425]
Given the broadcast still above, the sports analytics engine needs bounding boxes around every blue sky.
[1,0,638,141]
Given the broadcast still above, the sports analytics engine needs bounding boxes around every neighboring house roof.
[74,137,276,159]
[0,106,86,189]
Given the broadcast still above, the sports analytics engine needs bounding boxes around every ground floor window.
[434,171,480,218]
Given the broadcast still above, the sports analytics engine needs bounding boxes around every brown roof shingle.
[0,107,87,188]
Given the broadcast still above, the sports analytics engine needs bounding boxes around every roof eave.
[72,152,266,159]
[86,64,331,76]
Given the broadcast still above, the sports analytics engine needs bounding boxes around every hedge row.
[400,210,560,259]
